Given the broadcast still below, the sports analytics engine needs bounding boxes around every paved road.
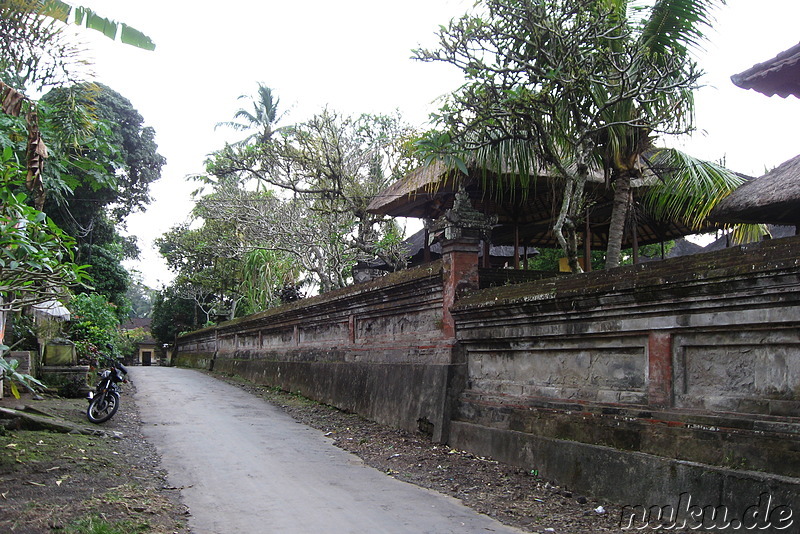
[130,366,526,534]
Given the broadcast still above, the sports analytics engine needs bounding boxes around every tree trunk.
[553,173,587,273]
[605,170,633,269]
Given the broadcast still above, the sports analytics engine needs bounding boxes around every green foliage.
[125,274,154,319]
[64,515,151,534]
[0,147,90,311]
[75,243,131,320]
[150,286,197,346]
[0,347,47,398]
[64,1,156,50]
[37,85,121,208]
[0,112,28,153]
[56,373,87,398]
[239,248,302,315]
[66,293,121,360]
[528,242,676,271]
[41,83,166,236]
[156,219,241,322]
[642,148,762,244]
[525,248,604,272]
[9,312,38,350]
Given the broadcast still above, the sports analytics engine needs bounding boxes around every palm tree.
[216,83,284,146]
[595,0,743,268]
[639,149,765,244]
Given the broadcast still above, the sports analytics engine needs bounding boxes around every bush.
[67,294,122,362]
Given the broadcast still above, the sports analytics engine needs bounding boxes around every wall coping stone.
[453,235,800,312]
[180,260,444,341]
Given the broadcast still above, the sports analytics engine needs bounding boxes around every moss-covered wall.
[451,235,800,520]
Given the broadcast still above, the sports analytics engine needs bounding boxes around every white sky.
[75,0,800,288]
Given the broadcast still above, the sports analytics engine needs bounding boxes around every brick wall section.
[453,237,800,414]
[647,332,673,408]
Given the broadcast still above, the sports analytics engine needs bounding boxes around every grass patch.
[0,431,105,471]
[64,515,150,534]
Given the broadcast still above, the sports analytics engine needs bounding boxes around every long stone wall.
[450,235,800,524]
[175,261,464,441]
[174,236,800,526]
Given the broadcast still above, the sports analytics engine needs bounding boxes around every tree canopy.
[153,87,419,333]
[190,101,417,295]
[41,82,166,234]
[415,0,740,270]
[0,146,88,312]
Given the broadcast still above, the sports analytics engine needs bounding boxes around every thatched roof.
[368,162,713,249]
[367,161,454,219]
[710,154,800,226]
[731,42,800,98]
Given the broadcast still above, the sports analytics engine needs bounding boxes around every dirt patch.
[0,383,189,534]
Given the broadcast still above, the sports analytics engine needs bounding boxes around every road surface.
[130,366,527,534]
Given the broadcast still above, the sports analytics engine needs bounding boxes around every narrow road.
[130,366,526,534]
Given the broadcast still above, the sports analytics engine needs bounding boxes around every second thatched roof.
[710,154,800,226]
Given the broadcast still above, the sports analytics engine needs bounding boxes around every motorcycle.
[86,356,128,424]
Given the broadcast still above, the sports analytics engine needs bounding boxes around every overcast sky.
[76,0,800,288]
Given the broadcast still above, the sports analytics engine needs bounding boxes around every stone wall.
[174,235,800,524]
[450,235,800,522]
[175,261,464,441]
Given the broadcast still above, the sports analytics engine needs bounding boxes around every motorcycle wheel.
[86,391,120,424]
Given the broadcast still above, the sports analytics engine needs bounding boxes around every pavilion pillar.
[584,209,592,272]
[423,227,431,263]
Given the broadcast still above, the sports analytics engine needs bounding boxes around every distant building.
[120,317,161,366]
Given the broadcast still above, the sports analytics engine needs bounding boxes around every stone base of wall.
[457,394,800,477]
[214,354,466,442]
[450,421,800,532]
[174,352,215,370]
